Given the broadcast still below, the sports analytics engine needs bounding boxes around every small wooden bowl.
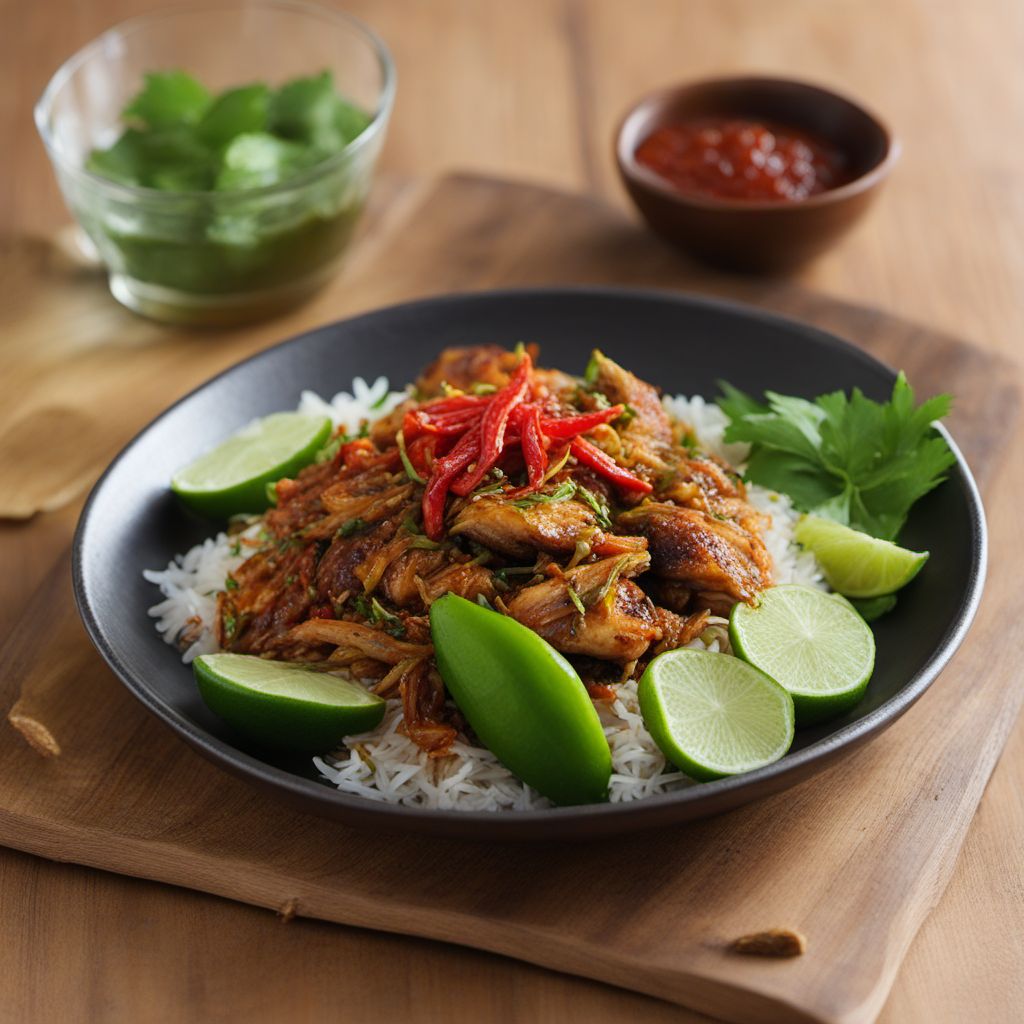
[615,76,899,273]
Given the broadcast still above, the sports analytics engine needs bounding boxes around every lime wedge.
[638,649,795,781]
[172,412,332,517]
[730,584,875,725]
[193,652,385,752]
[794,515,928,598]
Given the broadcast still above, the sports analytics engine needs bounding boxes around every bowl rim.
[615,74,901,213]
[34,0,396,204]
[71,285,988,838]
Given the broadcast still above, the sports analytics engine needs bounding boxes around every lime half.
[730,585,875,725]
[193,653,385,753]
[172,412,331,518]
[638,649,795,781]
[794,515,928,598]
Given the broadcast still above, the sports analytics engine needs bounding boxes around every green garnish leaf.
[512,479,577,508]
[122,71,212,129]
[197,84,270,146]
[215,132,312,191]
[718,373,955,541]
[224,575,239,591]
[338,517,366,538]
[409,536,443,550]
[576,484,612,529]
[396,429,426,484]
[86,126,216,190]
[566,584,586,617]
[267,71,369,153]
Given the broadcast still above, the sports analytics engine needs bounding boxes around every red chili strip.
[570,437,652,493]
[539,405,624,438]
[519,404,548,489]
[421,394,491,414]
[422,431,481,539]
[404,407,485,439]
[450,353,533,496]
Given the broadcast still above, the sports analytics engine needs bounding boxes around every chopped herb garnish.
[512,479,577,508]
[265,481,279,506]
[224,575,239,591]
[616,404,637,426]
[352,594,372,619]
[501,565,539,578]
[223,614,237,640]
[470,382,498,395]
[357,422,370,439]
[566,584,586,616]
[409,536,443,550]
[285,575,297,586]
[577,484,613,529]
[229,541,242,557]
[337,517,366,538]
[470,480,506,498]
[315,432,350,464]
[396,429,426,484]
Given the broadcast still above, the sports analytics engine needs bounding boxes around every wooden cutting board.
[2,174,1022,1024]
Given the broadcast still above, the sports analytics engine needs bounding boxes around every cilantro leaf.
[86,126,216,190]
[215,133,313,191]
[267,71,370,153]
[122,71,211,129]
[197,84,270,146]
[717,375,955,541]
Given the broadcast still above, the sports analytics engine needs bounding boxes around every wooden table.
[2,2,1022,1021]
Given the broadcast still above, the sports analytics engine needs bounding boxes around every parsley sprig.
[718,373,955,541]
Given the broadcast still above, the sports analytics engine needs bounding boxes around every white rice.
[145,378,824,810]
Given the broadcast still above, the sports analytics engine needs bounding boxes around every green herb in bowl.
[35,4,394,325]
[88,70,370,192]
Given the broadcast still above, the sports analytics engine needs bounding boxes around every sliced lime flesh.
[794,515,928,598]
[638,649,795,782]
[193,652,384,753]
[172,412,331,518]
[730,584,876,726]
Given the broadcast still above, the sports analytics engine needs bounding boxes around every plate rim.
[72,286,989,833]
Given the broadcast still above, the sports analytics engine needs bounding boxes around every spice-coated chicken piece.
[505,553,660,663]
[617,502,772,605]
[451,494,630,560]
[588,351,674,472]
[416,344,527,397]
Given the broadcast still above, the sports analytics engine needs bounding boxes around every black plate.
[73,288,986,840]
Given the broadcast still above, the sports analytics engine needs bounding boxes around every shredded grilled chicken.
[218,345,775,755]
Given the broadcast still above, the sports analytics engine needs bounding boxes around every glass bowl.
[35,1,395,326]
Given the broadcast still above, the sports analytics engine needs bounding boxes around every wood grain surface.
[3,1,1024,1022]
[2,174,1022,1024]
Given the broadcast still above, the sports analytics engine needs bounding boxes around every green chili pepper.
[429,594,611,805]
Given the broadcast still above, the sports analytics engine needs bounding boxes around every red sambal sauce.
[634,117,849,202]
